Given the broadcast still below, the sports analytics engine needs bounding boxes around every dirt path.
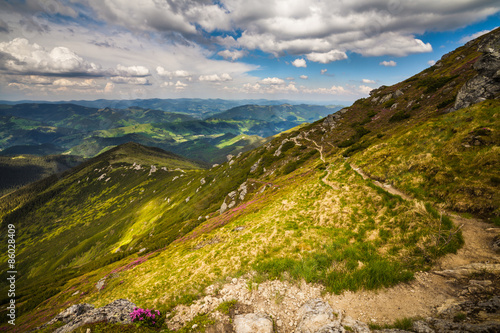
[332,163,500,323]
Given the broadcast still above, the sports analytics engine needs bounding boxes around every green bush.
[389,111,410,122]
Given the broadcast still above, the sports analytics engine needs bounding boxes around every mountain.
[0,104,196,132]
[0,103,337,164]
[1,28,499,332]
[0,154,85,196]
[0,98,339,118]
[208,103,340,122]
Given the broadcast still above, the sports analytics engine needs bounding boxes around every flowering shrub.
[129,307,161,328]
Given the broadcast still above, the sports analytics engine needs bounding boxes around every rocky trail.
[162,162,500,332]
[40,155,499,333]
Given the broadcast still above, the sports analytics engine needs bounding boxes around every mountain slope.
[1,28,499,332]
[0,154,85,196]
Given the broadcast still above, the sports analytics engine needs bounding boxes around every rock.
[234,313,274,333]
[95,277,106,291]
[238,182,248,200]
[39,304,94,329]
[322,113,342,129]
[296,298,344,333]
[250,158,262,173]
[200,178,206,185]
[148,165,157,176]
[394,89,404,98]
[220,201,228,214]
[341,315,370,333]
[52,299,136,333]
[412,320,435,333]
[436,298,462,316]
[227,154,234,162]
[433,263,500,278]
[454,32,500,110]
[379,93,393,104]
[492,234,500,251]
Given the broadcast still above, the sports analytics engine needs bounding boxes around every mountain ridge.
[1,27,499,332]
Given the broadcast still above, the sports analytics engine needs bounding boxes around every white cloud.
[52,78,96,87]
[104,82,114,93]
[199,73,233,82]
[0,38,102,75]
[292,58,307,68]
[262,77,285,85]
[156,68,192,80]
[85,0,196,35]
[299,75,308,79]
[175,80,188,90]
[111,76,149,85]
[302,85,348,95]
[358,85,373,94]
[459,28,498,43]
[306,50,347,63]
[428,60,436,66]
[362,79,375,84]
[380,60,397,67]
[116,64,149,77]
[217,49,247,61]
[320,69,327,75]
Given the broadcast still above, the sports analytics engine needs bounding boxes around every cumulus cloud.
[110,76,150,85]
[428,60,436,66]
[306,50,347,63]
[302,85,348,95]
[217,49,247,61]
[52,78,96,87]
[362,79,375,84]
[292,58,307,68]
[116,64,149,77]
[358,85,373,94]
[156,67,191,79]
[320,69,328,75]
[175,80,188,90]
[299,75,308,79]
[0,38,102,76]
[380,60,397,67]
[459,28,498,43]
[199,73,232,82]
[261,77,285,85]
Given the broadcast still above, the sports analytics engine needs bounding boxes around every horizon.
[0,1,499,103]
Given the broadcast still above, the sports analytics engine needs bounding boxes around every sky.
[0,0,499,103]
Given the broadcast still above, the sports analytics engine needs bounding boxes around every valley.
[0,26,499,333]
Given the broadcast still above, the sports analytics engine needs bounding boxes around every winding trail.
[322,163,500,323]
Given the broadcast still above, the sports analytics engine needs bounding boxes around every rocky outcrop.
[37,304,94,330]
[454,31,500,110]
[296,298,343,333]
[234,313,274,333]
[50,299,136,333]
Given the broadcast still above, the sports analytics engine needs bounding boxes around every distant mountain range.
[0,26,499,333]
[0,102,342,162]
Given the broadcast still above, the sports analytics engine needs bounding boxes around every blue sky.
[0,0,499,103]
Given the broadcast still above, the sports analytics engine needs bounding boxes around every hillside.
[0,28,499,332]
[0,154,85,196]
[0,103,333,163]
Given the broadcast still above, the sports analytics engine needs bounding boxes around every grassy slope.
[0,154,85,196]
[1,29,499,332]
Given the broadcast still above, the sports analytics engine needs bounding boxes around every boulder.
[296,298,344,333]
[39,304,94,329]
[454,32,500,110]
[54,299,136,333]
[234,313,274,333]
